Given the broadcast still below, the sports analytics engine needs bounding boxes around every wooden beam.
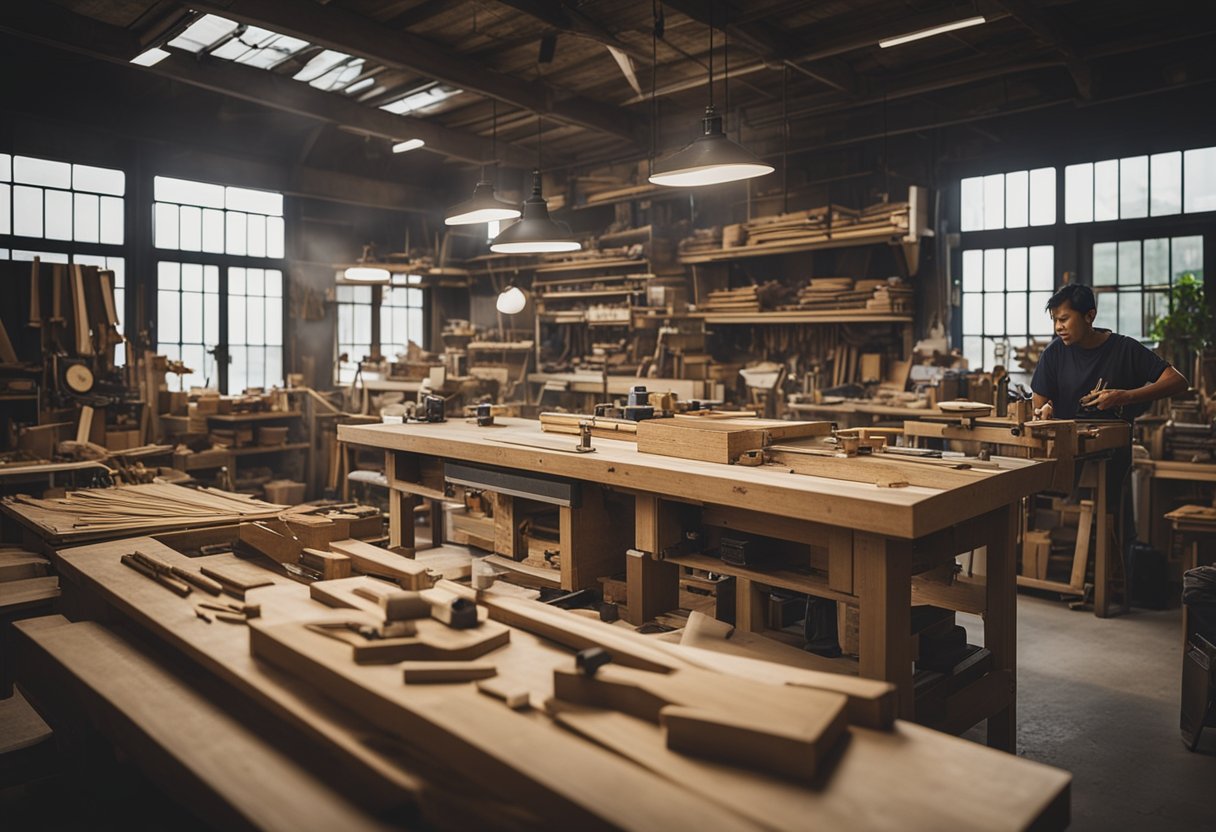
[992,0,1092,98]
[495,0,653,65]
[0,2,537,168]
[186,0,645,144]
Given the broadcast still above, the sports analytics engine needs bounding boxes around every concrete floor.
[963,595,1216,831]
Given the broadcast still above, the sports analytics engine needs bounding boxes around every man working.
[1030,283,1189,598]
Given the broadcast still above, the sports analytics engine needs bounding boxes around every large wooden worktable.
[339,418,1055,749]
[22,536,1071,830]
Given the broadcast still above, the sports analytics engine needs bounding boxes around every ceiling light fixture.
[130,47,171,67]
[392,139,425,153]
[490,116,581,254]
[445,100,521,226]
[342,243,391,283]
[878,16,986,48]
[495,285,528,315]
[648,5,772,188]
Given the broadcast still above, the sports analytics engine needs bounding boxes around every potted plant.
[1149,272,1212,388]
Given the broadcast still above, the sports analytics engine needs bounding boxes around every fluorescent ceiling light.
[879,16,986,48]
[380,84,462,115]
[130,47,170,67]
[392,139,425,153]
[168,14,238,53]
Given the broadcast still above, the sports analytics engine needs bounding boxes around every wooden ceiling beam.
[495,0,653,65]
[185,0,646,144]
[991,0,1091,99]
[0,2,540,168]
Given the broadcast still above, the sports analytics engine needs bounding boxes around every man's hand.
[1034,402,1054,420]
[1090,389,1132,411]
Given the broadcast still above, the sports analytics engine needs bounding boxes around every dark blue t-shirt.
[1030,331,1169,422]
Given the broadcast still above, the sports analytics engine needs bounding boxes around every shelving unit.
[172,410,308,497]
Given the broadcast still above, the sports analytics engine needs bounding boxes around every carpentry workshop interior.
[2,1,1216,830]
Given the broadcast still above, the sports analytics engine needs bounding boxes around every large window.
[960,246,1056,371]
[380,279,425,359]
[154,175,286,392]
[1065,147,1216,224]
[335,284,373,384]
[960,167,1056,231]
[335,276,427,384]
[1091,236,1204,340]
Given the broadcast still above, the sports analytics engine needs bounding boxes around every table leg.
[388,490,417,552]
[857,533,913,719]
[985,503,1018,752]
[626,495,679,625]
[1094,458,1111,618]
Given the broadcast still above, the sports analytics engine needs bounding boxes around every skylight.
[379,84,462,115]
[167,14,238,53]
[294,51,367,92]
[210,26,308,69]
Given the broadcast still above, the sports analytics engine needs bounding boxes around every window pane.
[0,154,9,181]
[1119,156,1148,219]
[1144,291,1168,341]
[204,290,219,344]
[158,261,180,290]
[100,196,124,244]
[983,174,1004,230]
[73,164,124,196]
[14,156,71,189]
[1117,241,1141,287]
[182,293,203,342]
[354,301,371,336]
[1119,292,1143,339]
[962,336,982,369]
[983,339,997,372]
[1007,291,1028,336]
[267,216,285,258]
[180,205,202,251]
[962,249,983,292]
[203,265,219,294]
[961,178,984,232]
[0,184,9,234]
[984,293,1004,335]
[202,208,225,253]
[247,268,264,297]
[1005,170,1028,228]
[408,309,424,345]
[266,297,282,344]
[266,347,282,388]
[154,176,224,209]
[230,266,247,296]
[1094,159,1118,221]
[181,262,203,292]
[1183,146,1216,213]
[1093,242,1118,287]
[1029,246,1053,291]
[983,249,1004,292]
[225,186,282,216]
[68,193,98,243]
[1143,238,1169,288]
[265,270,282,297]
[1150,152,1182,216]
[14,186,44,237]
[12,250,69,263]
[229,294,246,345]
[247,214,267,257]
[1029,167,1056,225]
[1172,235,1203,280]
[154,202,179,249]
[1065,163,1093,223]
[1006,247,1028,291]
[226,211,247,255]
[228,346,248,395]
[45,190,72,240]
[247,296,266,343]
[158,290,180,342]
[1029,292,1054,336]
[1094,292,1117,331]
[962,293,982,335]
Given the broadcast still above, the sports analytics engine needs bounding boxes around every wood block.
[198,565,274,599]
[329,538,434,590]
[309,618,510,664]
[477,677,531,710]
[284,514,337,550]
[352,583,430,620]
[239,521,302,564]
[0,553,51,582]
[637,418,828,464]
[300,548,352,581]
[401,661,497,684]
[661,703,846,782]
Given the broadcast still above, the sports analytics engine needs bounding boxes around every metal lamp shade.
[343,266,391,283]
[445,180,522,225]
[649,107,774,188]
[490,174,581,254]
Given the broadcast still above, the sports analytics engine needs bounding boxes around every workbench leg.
[626,495,679,625]
[1093,457,1113,617]
[985,504,1018,752]
[735,577,767,633]
[428,499,445,550]
[857,533,913,719]
[388,490,417,552]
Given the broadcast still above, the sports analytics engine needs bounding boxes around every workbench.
[16,536,1071,830]
[904,416,1132,616]
[1134,459,1216,556]
[338,418,1054,748]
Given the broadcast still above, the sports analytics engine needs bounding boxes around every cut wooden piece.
[329,538,434,589]
[283,514,337,549]
[121,554,192,597]
[552,662,849,741]
[239,521,302,564]
[0,576,61,611]
[199,565,274,599]
[661,703,845,782]
[636,418,829,465]
[169,566,224,596]
[352,583,430,620]
[477,677,531,710]
[301,548,352,581]
[247,620,756,831]
[0,553,52,582]
[76,405,95,446]
[768,453,910,488]
[12,617,393,832]
[401,661,497,684]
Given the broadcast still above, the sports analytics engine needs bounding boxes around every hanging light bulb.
[490,170,581,253]
[445,100,521,226]
[496,285,528,315]
[649,11,772,188]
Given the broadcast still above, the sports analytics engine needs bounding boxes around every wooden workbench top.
[339,418,1053,539]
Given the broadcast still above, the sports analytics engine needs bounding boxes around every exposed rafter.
[992,0,1092,99]
[495,0,653,65]
[0,2,540,168]
[184,0,647,144]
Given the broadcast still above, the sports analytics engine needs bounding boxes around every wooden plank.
[300,548,352,581]
[239,521,302,564]
[0,553,52,582]
[12,616,394,832]
[328,538,433,589]
[490,491,518,559]
[401,661,497,684]
[0,576,61,610]
[827,526,854,595]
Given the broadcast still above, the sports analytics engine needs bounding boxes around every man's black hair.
[1046,283,1097,315]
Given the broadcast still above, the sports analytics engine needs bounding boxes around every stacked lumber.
[699,281,794,313]
[677,226,722,255]
[743,205,859,246]
[795,278,869,311]
[539,412,639,441]
[5,483,286,536]
[866,281,915,312]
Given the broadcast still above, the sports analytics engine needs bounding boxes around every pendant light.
[490,116,581,254]
[445,100,521,225]
[495,284,528,314]
[343,243,390,283]
[648,8,773,188]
